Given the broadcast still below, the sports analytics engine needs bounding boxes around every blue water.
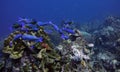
[0,0,120,36]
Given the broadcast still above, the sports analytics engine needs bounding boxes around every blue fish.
[62,28,75,34]
[61,34,69,40]
[50,23,60,31]
[18,28,38,32]
[24,35,43,42]
[44,30,53,34]
[14,34,43,42]
[26,24,35,27]
[18,17,32,24]
[58,29,63,34]
[37,21,52,26]
[31,28,39,31]
[13,34,22,40]
[61,20,73,29]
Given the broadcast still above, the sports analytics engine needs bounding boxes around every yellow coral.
[81,60,86,67]
[9,51,24,59]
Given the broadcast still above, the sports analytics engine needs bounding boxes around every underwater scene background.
[0,0,120,72]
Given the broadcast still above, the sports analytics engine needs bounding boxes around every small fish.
[18,17,32,24]
[58,29,63,34]
[22,34,43,42]
[18,28,38,32]
[25,24,35,28]
[14,34,43,42]
[51,23,60,31]
[62,28,75,34]
[61,34,69,40]
[62,20,73,28]
[44,30,53,34]
[31,28,39,31]
[37,21,52,26]
[13,34,22,40]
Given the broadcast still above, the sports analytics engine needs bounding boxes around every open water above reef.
[0,0,120,36]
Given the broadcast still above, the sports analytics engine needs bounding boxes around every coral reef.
[0,16,120,72]
[55,29,93,72]
[91,16,120,72]
[0,18,62,72]
[0,18,92,72]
